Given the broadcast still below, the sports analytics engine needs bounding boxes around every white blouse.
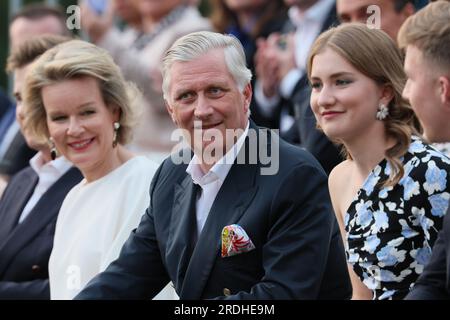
[49,156,158,300]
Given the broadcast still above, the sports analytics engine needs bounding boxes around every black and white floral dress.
[345,138,450,299]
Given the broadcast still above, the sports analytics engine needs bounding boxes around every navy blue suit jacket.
[0,166,82,299]
[406,205,450,299]
[0,130,37,177]
[76,124,351,299]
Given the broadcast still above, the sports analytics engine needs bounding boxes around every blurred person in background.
[0,35,82,300]
[397,1,450,299]
[336,0,415,41]
[398,0,450,155]
[1,4,72,188]
[253,0,342,175]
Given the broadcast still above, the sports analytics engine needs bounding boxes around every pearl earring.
[49,137,57,160]
[112,122,120,147]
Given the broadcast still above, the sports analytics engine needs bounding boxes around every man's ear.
[243,83,253,114]
[439,76,450,109]
[165,101,177,124]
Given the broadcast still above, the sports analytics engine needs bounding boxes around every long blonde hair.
[307,23,421,186]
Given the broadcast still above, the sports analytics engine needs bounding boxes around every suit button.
[31,265,41,274]
[223,288,231,296]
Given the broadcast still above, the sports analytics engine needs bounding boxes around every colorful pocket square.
[221,224,255,258]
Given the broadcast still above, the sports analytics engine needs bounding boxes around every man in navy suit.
[76,31,351,300]
[0,4,72,181]
[0,35,82,299]
[398,1,450,299]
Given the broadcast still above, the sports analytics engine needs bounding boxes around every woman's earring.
[112,122,120,148]
[49,137,57,161]
[376,104,389,120]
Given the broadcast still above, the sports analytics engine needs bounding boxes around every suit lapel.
[0,167,81,276]
[165,174,199,292]
[180,134,259,299]
[0,170,37,245]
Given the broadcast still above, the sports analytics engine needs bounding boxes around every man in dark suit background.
[252,0,342,175]
[76,31,351,300]
[398,0,450,299]
[0,4,72,184]
[0,35,82,300]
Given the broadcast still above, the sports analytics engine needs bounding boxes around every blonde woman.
[24,40,159,299]
[308,23,450,299]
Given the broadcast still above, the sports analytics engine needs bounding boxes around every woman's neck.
[83,145,135,183]
[344,128,396,177]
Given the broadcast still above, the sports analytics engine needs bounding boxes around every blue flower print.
[363,168,381,195]
[409,139,427,153]
[414,246,432,266]
[379,186,393,199]
[379,290,396,300]
[385,201,404,215]
[347,251,360,264]
[428,192,450,217]
[421,146,450,164]
[376,240,407,267]
[410,207,434,240]
[355,201,373,229]
[400,176,420,201]
[399,219,419,239]
[362,267,379,290]
[373,208,389,233]
[423,161,448,194]
[362,234,381,254]
[344,137,450,299]
[410,245,432,274]
[384,161,392,176]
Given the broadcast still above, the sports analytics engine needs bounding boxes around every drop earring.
[376,104,389,120]
[112,122,120,148]
[49,137,57,160]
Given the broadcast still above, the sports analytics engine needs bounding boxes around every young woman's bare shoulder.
[329,160,353,190]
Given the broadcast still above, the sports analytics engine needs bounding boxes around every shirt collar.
[29,152,73,176]
[186,121,250,186]
[288,0,335,27]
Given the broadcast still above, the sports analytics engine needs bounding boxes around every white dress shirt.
[18,152,73,224]
[186,122,250,237]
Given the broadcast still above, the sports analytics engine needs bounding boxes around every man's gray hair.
[162,31,252,100]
